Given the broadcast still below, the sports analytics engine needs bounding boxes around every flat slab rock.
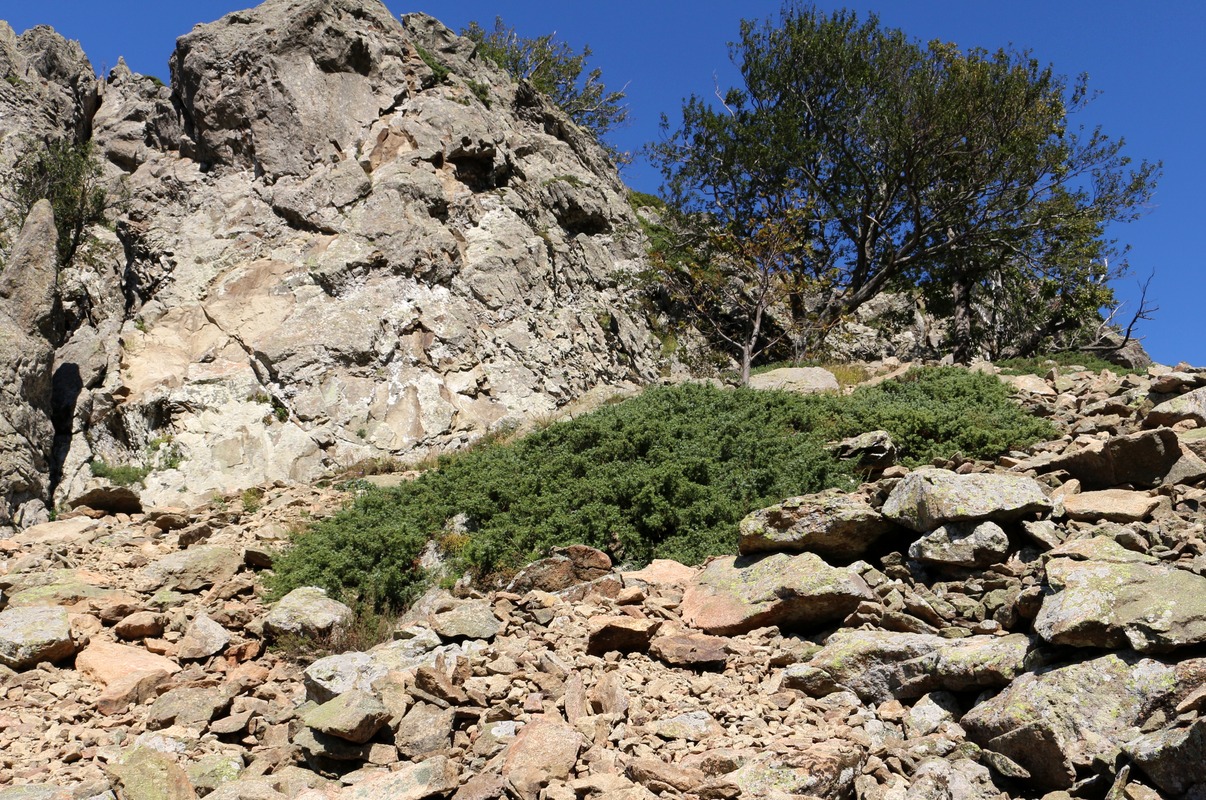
[747,367,839,394]
[1035,536,1206,652]
[882,469,1052,532]
[738,490,895,560]
[1061,489,1160,522]
[783,629,1040,704]
[962,653,1178,791]
[1147,385,1206,428]
[680,552,871,636]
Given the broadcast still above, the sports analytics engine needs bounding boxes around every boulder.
[502,718,584,800]
[681,553,872,636]
[76,640,181,687]
[106,747,197,800]
[264,587,353,641]
[1024,428,1182,489]
[328,755,458,800]
[1124,718,1206,796]
[622,559,697,588]
[176,613,231,660]
[1035,536,1206,652]
[961,654,1176,791]
[507,545,613,593]
[747,367,839,394]
[1061,489,1160,522]
[882,469,1051,532]
[1147,386,1206,428]
[67,482,143,514]
[784,630,1039,703]
[738,490,896,560]
[586,616,661,655]
[728,744,865,799]
[0,606,75,670]
[648,634,728,671]
[137,546,242,592]
[907,520,1010,568]
[302,689,390,744]
[428,599,502,641]
[303,652,387,704]
[829,430,898,469]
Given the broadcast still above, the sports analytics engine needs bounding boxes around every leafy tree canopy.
[649,2,1159,363]
[463,18,629,144]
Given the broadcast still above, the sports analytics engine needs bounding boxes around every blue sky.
[4,1,1202,366]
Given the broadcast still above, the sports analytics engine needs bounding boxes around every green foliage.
[821,367,1057,466]
[241,487,264,514]
[415,46,450,85]
[650,2,1159,362]
[466,79,492,108]
[996,351,1129,377]
[6,138,108,267]
[271,368,1051,610]
[89,460,150,486]
[462,17,629,142]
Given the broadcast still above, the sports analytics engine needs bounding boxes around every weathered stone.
[116,611,166,640]
[333,756,459,800]
[627,758,706,793]
[76,640,181,687]
[738,490,896,560]
[264,587,353,641]
[147,686,232,729]
[177,613,232,660]
[651,710,724,742]
[907,520,1010,568]
[98,668,174,715]
[303,652,388,704]
[428,599,502,641]
[649,634,728,670]
[1147,386,1206,428]
[784,630,1040,703]
[507,545,613,593]
[906,759,1001,800]
[1062,489,1160,522]
[1036,536,1206,652]
[106,746,197,800]
[0,606,75,670]
[961,654,1177,791]
[303,689,390,744]
[830,430,898,469]
[586,616,660,655]
[1026,428,1182,489]
[882,469,1052,532]
[681,552,871,636]
[67,482,143,515]
[1124,717,1206,796]
[502,718,584,799]
[729,744,865,799]
[748,367,839,394]
[395,701,455,758]
[622,559,697,588]
[137,546,242,592]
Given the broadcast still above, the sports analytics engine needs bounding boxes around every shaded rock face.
[0,200,59,532]
[1,0,666,513]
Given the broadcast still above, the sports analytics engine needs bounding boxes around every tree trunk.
[951,271,973,364]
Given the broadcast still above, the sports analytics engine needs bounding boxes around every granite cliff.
[0,0,662,530]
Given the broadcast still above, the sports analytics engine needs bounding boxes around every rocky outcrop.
[0,200,59,533]
[2,0,669,515]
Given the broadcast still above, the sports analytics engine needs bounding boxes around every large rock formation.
[0,0,667,517]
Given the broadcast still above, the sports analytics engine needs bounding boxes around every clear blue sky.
[4,1,1202,366]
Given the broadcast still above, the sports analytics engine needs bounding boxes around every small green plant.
[147,436,184,470]
[248,391,272,405]
[996,351,1129,377]
[415,46,450,85]
[628,190,666,212]
[5,138,108,267]
[148,75,165,88]
[89,460,151,486]
[466,79,492,107]
[543,174,585,189]
[274,405,288,422]
[4,74,21,88]
[356,428,367,439]
[241,487,264,514]
[133,318,147,333]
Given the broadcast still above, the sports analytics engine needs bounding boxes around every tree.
[463,18,629,143]
[650,3,1159,362]
[4,138,107,268]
